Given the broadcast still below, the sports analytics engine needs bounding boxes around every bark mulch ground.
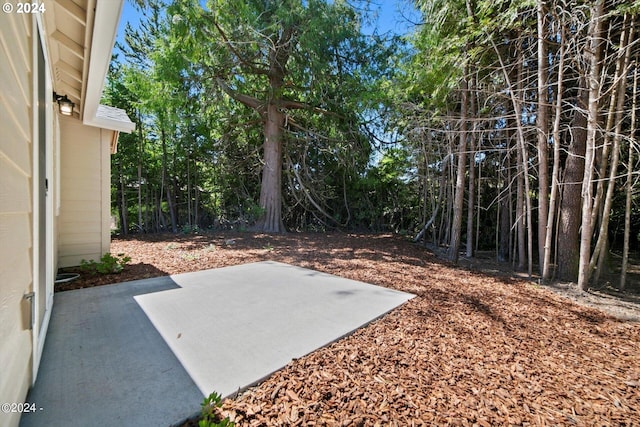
[59,232,640,426]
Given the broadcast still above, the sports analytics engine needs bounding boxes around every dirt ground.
[58,232,640,425]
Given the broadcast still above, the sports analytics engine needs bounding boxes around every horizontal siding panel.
[61,159,103,174]
[0,213,31,253]
[62,139,102,154]
[0,156,31,214]
[59,253,102,268]
[60,188,101,203]
[57,231,101,245]
[58,118,109,269]
[0,248,32,340]
[61,151,100,168]
[0,14,31,175]
[0,213,32,342]
[0,16,30,110]
[62,185,102,199]
[0,39,30,100]
[58,243,101,255]
[7,12,30,71]
[59,200,101,214]
[58,242,101,257]
[0,14,32,423]
[59,221,102,234]
[0,214,32,424]
[0,104,31,172]
[0,52,30,123]
[60,178,103,193]
[0,331,31,427]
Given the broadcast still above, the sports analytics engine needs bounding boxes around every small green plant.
[165,243,178,250]
[262,243,274,252]
[180,252,200,261]
[80,253,131,275]
[202,244,217,253]
[199,392,234,427]
[182,224,201,235]
[245,203,265,223]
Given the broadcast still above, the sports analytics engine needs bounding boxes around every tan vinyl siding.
[58,118,112,267]
[0,14,31,173]
[0,155,31,213]
[58,220,101,235]
[100,129,111,255]
[0,13,33,427]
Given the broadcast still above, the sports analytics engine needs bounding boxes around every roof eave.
[90,115,136,133]
[82,0,128,131]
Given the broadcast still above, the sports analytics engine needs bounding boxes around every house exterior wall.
[0,14,35,427]
[58,117,112,267]
[1,4,124,425]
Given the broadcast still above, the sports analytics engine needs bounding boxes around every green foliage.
[199,392,234,427]
[202,243,217,252]
[80,253,132,275]
[180,252,200,261]
[244,202,266,225]
[108,0,415,234]
[182,224,201,234]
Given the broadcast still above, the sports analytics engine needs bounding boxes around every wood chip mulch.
[61,232,640,425]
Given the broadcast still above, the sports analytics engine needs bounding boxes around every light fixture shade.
[53,92,74,116]
[59,97,73,115]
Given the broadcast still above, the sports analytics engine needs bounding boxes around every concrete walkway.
[20,277,203,427]
[21,262,414,427]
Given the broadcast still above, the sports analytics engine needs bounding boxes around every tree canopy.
[108,0,640,289]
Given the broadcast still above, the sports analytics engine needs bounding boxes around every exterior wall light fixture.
[53,92,74,116]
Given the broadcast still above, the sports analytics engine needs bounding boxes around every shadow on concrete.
[21,277,203,427]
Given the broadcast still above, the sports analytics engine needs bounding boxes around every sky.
[115,0,421,51]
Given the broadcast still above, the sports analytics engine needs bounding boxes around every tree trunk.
[537,0,550,275]
[542,20,565,281]
[465,0,477,259]
[589,22,622,236]
[516,154,526,270]
[590,15,633,282]
[137,135,143,232]
[415,153,449,243]
[621,58,638,291]
[466,72,477,258]
[255,102,286,233]
[217,25,294,234]
[172,150,179,228]
[475,159,481,253]
[187,149,192,226]
[441,137,455,247]
[194,158,199,228]
[557,84,588,281]
[578,0,605,291]
[118,160,128,235]
[491,35,532,276]
[448,75,469,263]
[144,170,150,232]
[498,144,511,262]
[161,123,178,233]
[519,60,533,279]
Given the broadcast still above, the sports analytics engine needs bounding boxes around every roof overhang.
[82,0,133,132]
[95,104,136,133]
[45,0,134,134]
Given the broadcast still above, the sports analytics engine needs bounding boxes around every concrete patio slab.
[134,261,415,398]
[20,261,414,427]
[20,278,203,427]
